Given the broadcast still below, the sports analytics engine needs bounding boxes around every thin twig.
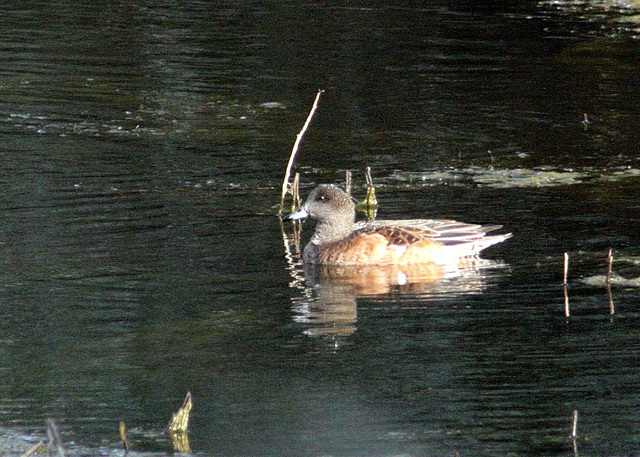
[571,409,579,457]
[606,249,615,314]
[46,418,65,457]
[20,440,44,457]
[607,284,615,315]
[365,166,374,188]
[563,253,570,317]
[345,170,352,195]
[279,89,324,213]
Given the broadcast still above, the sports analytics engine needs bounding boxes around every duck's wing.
[352,219,506,247]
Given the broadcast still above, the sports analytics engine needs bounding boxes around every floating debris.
[2,95,288,140]
[470,167,586,188]
[581,273,640,287]
[392,166,640,189]
[259,102,286,109]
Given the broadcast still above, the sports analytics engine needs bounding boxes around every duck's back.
[354,219,500,243]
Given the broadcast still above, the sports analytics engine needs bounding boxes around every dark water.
[1,1,640,456]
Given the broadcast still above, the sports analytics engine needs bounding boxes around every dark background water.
[1,1,640,456]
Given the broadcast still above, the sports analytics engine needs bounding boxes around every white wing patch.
[390,244,407,255]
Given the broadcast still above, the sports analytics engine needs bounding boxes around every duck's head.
[283,184,355,227]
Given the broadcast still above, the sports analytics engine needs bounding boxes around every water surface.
[1,1,640,456]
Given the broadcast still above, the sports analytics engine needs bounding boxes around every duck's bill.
[282,206,309,221]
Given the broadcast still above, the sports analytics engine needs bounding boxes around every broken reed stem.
[167,392,193,453]
[365,166,374,188]
[570,411,579,457]
[355,166,378,221]
[345,170,352,195]
[563,249,617,317]
[279,89,324,213]
[605,249,615,315]
[563,253,570,317]
[364,166,378,208]
[571,410,579,438]
[46,418,65,457]
[607,284,615,315]
[167,391,193,434]
[119,421,129,454]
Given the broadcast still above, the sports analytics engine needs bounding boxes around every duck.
[283,184,511,266]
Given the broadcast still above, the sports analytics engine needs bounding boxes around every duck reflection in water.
[283,184,511,344]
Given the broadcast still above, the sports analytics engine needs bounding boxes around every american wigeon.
[283,184,511,266]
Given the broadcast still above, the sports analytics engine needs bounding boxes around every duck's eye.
[316,194,327,202]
